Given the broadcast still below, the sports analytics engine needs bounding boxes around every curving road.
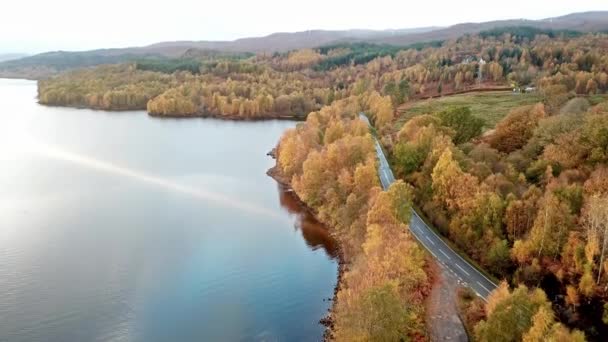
[360,113,497,300]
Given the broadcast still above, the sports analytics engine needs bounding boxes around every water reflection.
[0,79,338,342]
[277,184,339,259]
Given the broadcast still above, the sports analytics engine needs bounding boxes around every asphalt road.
[360,113,497,300]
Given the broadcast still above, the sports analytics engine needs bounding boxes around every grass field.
[588,93,608,106]
[396,91,543,131]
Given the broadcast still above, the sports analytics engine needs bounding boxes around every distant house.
[455,52,476,64]
[512,85,537,93]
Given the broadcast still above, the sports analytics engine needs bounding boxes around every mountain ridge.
[2,11,607,79]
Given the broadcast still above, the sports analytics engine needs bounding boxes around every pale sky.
[2,0,607,54]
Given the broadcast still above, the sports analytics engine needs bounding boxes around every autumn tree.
[488,61,504,81]
[488,104,546,153]
[540,84,570,114]
[512,193,574,264]
[523,306,585,342]
[436,106,484,144]
[432,148,479,213]
[504,187,541,242]
[383,79,410,106]
[393,124,447,177]
[583,194,608,286]
[333,284,412,341]
[580,113,608,164]
[367,91,394,132]
[476,284,549,342]
[475,283,584,342]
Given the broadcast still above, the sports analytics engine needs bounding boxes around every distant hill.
[0,53,28,63]
[142,27,441,55]
[0,50,166,79]
[376,11,608,45]
[137,11,608,54]
[1,11,607,79]
[0,28,439,79]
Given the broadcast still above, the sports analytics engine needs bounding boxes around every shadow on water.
[276,184,339,259]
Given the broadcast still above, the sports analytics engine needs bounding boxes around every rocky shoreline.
[266,149,345,341]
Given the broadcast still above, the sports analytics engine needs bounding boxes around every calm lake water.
[0,79,338,341]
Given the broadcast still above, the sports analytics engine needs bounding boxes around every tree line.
[275,96,430,340]
[38,30,608,119]
[389,89,608,338]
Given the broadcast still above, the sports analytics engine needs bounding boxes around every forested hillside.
[377,34,608,340]
[272,29,608,340]
[2,11,606,79]
[33,26,608,340]
[389,95,608,339]
[38,30,608,120]
[272,97,431,340]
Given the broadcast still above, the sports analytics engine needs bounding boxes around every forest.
[273,97,430,340]
[271,29,608,340]
[38,28,608,120]
[36,27,608,340]
[389,96,608,340]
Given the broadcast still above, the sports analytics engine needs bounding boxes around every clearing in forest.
[396,91,542,130]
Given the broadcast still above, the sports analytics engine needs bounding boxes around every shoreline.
[149,111,306,121]
[36,102,307,122]
[266,150,345,341]
[266,148,440,341]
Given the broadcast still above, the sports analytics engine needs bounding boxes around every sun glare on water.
[11,135,284,221]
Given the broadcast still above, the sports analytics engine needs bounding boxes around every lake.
[0,79,338,341]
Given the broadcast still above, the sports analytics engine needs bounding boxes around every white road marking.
[455,263,470,276]
[361,113,498,300]
[409,210,498,288]
[477,281,492,294]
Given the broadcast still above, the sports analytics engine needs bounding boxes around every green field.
[396,91,543,131]
[588,93,608,106]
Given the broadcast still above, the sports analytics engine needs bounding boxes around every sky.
[2,0,607,54]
